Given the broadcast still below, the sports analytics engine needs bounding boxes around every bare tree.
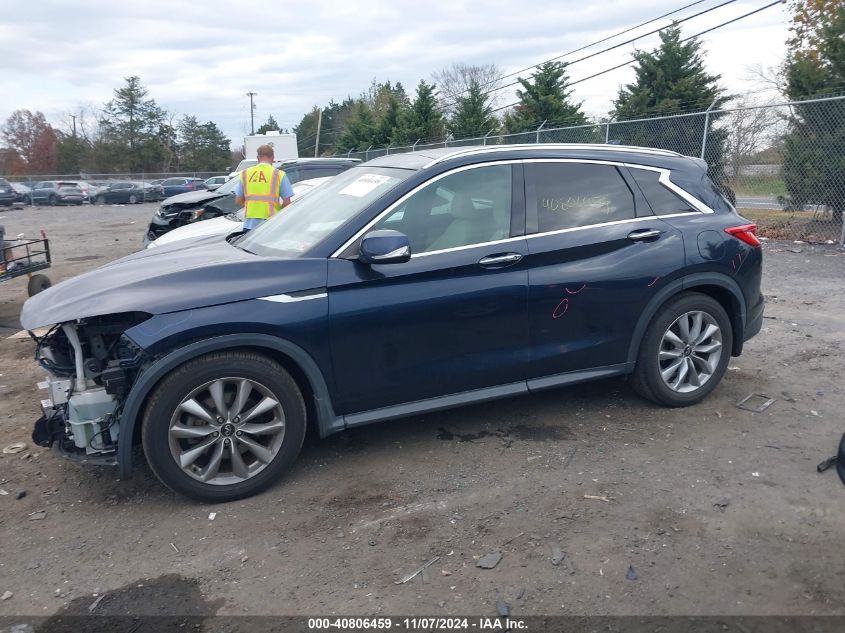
[723,98,782,179]
[433,63,503,116]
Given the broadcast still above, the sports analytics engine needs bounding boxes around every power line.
[492,0,783,114]
[441,0,737,108]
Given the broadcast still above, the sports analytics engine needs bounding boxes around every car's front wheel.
[142,350,306,502]
[129,194,138,204]
[48,194,57,206]
[631,292,732,407]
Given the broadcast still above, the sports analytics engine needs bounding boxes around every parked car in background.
[273,157,360,183]
[227,159,257,178]
[93,181,148,205]
[143,164,348,244]
[28,181,84,206]
[22,144,763,501]
[204,176,229,191]
[10,182,30,204]
[146,177,332,249]
[66,181,94,203]
[0,178,17,206]
[140,181,165,201]
[160,177,207,197]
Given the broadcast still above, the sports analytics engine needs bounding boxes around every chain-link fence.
[335,94,845,246]
[3,171,228,187]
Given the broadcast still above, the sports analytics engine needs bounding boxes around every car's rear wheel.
[23,196,31,206]
[48,194,57,206]
[96,195,106,205]
[129,194,138,204]
[631,292,732,407]
[142,350,306,502]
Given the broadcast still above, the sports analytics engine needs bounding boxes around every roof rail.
[423,143,684,167]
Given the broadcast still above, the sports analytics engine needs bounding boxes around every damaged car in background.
[23,144,764,503]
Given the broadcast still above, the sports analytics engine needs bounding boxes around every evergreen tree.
[392,80,444,145]
[373,92,404,147]
[99,76,167,172]
[177,116,231,171]
[256,115,280,134]
[335,101,377,152]
[611,26,728,178]
[781,0,845,217]
[503,61,585,133]
[448,79,499,139]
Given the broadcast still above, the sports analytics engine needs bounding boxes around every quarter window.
[629,168,697,215]
[525,163,635,232]
[371,164,513,254]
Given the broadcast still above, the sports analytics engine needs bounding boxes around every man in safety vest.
[233,144,294,230]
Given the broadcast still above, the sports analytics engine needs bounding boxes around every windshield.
[237,166,413,257]
[235,159,257,172]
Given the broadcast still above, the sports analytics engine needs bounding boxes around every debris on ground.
[626,565,638,581]
[394,556,440,585]
[583,494,611,502]
[713,498,731,512]
[208,512,216,521]
[495,598,511,617]
[817,456,837,473]
[735,394,776,413]
[476,552,503,569]
[501,532,525,546]
[2,442,27,455]
[28,510,46,521]
[15,490,26,500]
[1,591,12,601]
[810,410,820,417]
[781,392,796,403]
[88,594,105,612]
[170,543,179,553]
[550,545,566,566]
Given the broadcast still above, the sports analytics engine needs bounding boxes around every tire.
[142,350,306,502]
[23,196,31,206]
[96,195,106,205]
[27,274,51,296]
[129,194,138,204]
[631,292,733,407]
[48,194,57,206]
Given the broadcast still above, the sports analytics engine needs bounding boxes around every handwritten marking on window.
[542,196,611,212]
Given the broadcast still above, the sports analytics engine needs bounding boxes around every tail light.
[725,224,760,247]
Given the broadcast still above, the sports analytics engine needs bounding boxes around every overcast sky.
[0,0,789,145]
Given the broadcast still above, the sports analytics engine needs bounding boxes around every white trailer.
[243,131,298,161]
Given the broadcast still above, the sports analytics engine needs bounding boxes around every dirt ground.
[0,203,844,618]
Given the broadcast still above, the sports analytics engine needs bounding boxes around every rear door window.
[628,168,697,215]
[525,162,636,232]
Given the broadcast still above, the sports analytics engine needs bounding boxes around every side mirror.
[359,230,411,265]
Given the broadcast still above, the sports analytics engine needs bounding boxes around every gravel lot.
[0,204,843,618]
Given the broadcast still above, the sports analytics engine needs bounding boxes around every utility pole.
[314,108,322,157]
[246,92,257,135]
[70,114,77,137]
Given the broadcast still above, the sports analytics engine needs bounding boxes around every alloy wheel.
[657,310,723,393]
[167,377,286,485]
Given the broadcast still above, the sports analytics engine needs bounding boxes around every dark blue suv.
[23,144,763,502]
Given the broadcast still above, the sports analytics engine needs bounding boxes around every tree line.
[0,76,232,177]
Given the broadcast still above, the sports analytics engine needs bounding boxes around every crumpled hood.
[149,214,243,248]
[161,189,227,207]
[20,238,327,330]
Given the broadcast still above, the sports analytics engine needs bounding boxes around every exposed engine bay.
[31,313,150,464]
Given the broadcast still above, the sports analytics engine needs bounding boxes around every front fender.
[116,333,340,479]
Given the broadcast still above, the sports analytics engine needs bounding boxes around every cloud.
[0,0,789,144]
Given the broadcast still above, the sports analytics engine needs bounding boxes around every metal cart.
[1,229,52,296]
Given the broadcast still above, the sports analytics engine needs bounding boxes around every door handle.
[478,253,523,268]
[628,228,663,241]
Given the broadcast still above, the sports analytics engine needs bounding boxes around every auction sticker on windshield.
[339,174,393,197]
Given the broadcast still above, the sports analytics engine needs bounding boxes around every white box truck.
[230,131,299,177]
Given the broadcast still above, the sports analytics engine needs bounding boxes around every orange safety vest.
[241,163,284,219]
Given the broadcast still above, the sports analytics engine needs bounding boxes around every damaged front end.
[31,313,150,465]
